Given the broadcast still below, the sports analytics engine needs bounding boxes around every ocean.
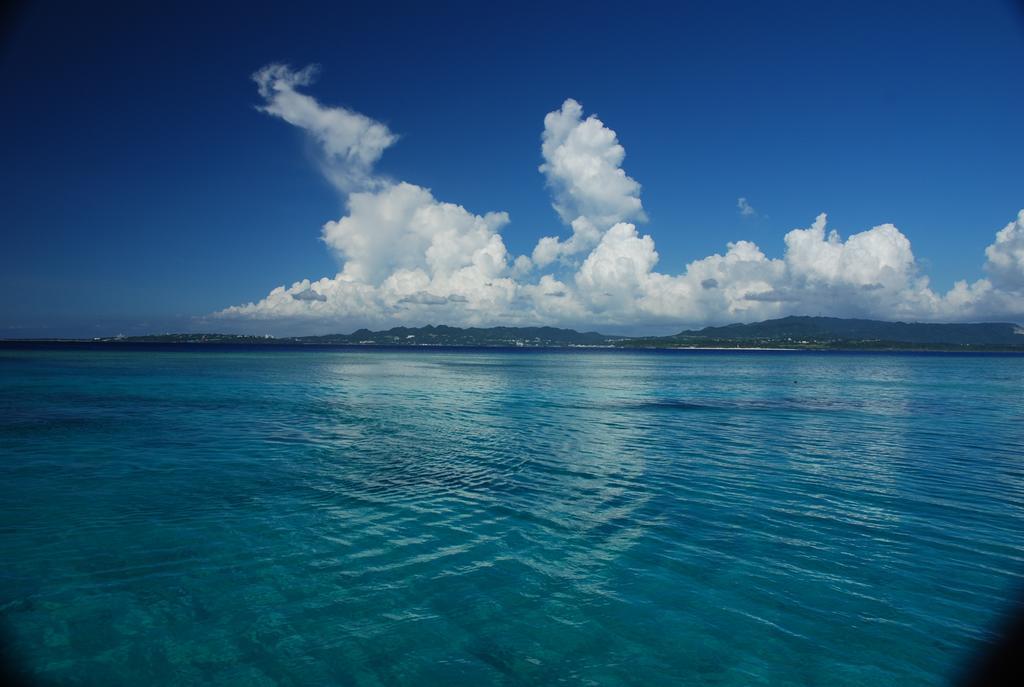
[1,346,1022,685]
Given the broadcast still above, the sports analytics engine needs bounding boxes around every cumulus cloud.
[737,197,756,217]
[321,181,511,285]
[218,65,1024,332]
[531,99,645,267]
[253,64,398,191]
[984,209,1024,290]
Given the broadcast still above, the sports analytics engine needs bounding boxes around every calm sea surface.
[1,347,1022,686]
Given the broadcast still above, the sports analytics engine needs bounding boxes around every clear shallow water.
[1,347,1022,686]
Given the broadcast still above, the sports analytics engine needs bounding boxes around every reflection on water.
[0,349,1022,686]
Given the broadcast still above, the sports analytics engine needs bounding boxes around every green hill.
[11,317,1021,351]
[294,325,610,346]
[669,316,1024,346]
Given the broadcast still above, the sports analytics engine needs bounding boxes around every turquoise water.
[1,347,1022,686]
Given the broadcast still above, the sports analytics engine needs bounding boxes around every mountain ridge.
[5,316,1023,350]
[671,315,1024,346]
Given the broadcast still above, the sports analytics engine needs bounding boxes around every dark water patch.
[633,399,718,411]
[628,396,867,415]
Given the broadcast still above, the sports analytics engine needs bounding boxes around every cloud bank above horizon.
[217,64,1024,332]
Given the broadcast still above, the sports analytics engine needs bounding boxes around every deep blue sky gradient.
[2,0,1022,336]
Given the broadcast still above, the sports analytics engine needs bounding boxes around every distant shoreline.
[4,316,1022,353]
[2,340,1023,355]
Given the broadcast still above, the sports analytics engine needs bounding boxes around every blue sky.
[1,0,1022,336]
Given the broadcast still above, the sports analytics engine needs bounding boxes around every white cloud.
[575,223,659,315]
[321,181,510,285]
[783,214,916,290]
[984,209,1024,291]
[530,100,645,267]
[737,197,756,217]
[253,64,398,192]
[220,179,521,327]
[218,66,1024,333]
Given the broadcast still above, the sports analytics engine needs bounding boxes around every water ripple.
[1,349,1022,685]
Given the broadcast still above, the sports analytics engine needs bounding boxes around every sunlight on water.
[1,349,1022,685]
